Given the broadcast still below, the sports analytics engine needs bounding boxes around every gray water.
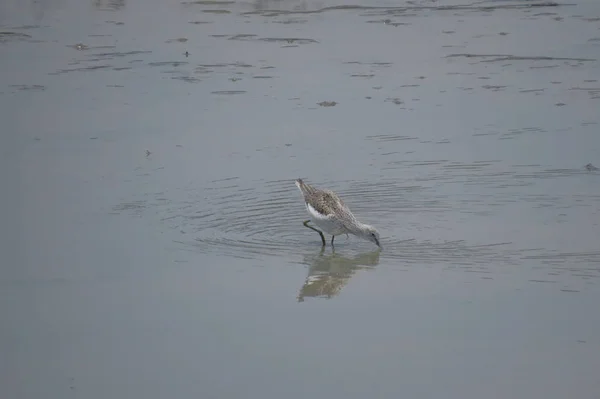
[1,0,600,398]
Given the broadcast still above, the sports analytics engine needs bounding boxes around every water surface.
[1,0,600,398]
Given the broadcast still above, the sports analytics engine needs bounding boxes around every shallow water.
[2,0,600,398]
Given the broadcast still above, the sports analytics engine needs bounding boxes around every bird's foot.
[303,220,326,246]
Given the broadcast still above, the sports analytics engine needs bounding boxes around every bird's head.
[362,225,381,248]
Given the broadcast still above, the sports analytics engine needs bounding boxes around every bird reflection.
[297,249,380,302]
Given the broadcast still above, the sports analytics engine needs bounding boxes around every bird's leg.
[331,235,335,246]
[303,220,326,246]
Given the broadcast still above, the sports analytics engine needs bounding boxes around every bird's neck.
[348,222,371,236]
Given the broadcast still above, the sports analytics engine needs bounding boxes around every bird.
[295,178,381,248]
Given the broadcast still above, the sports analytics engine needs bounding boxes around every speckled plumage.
[295,178,381,248]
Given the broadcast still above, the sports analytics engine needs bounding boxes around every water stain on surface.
[446,53,596,63]
[166,38,188,43]
[273,19,308,24]
[111,201,147,216]
[317,101,337,107]
[10,84,45,92]
[50,65,113,75]
[0,31,33,42]
[94,0,126,11]
[228,34,258,40]
[481,85,507,91]
[385,97,404,105]
[202,9,231,13]
[260,37,318,44]
[7,25,45,30]
[198,62,253,68]
[87,50,152,60]
[570,86,600,99]
[211,90,247,94]
[344,61,392,67]
[366,19,409,26]
[519,88,545,93]
[366,134,417,142]
[182,0,235,4]
[148,61,188,67]
[172,76,201,83]
[244,2,567,17]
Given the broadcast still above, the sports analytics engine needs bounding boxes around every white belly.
[306,203,347,236]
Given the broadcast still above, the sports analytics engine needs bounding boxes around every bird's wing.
[322,190,357,232]
[323,190,351,212]
[308,191,336,217]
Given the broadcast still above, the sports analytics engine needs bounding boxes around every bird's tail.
[295,178,315,196]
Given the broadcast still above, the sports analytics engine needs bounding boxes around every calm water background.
[2,0,600,398]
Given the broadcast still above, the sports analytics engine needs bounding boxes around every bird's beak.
[375,238,381,248]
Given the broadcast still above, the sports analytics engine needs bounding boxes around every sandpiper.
[295,178,381,248]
